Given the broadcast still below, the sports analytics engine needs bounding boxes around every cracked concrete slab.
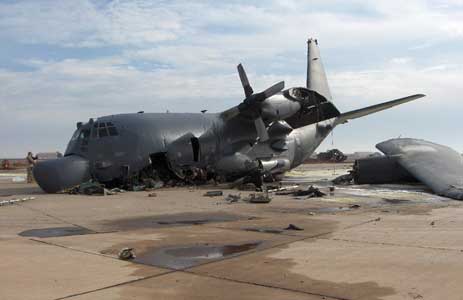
[328,206,463,250]
[190,238,463,300]
[33,225,300,269]
[71,272,333,300]
[0,239,166,300]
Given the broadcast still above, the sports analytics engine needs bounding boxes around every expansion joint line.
[38,217,381,299]
[182,270,351,300]
[15,203,97,233]
[53,270,177,300]
[323,237,463,253]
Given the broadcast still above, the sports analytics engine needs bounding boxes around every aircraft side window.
[90,122,118,138]
[81,129,90,146]
[108,126,118,136]
[99,127,109,137]
[71,129,81,141]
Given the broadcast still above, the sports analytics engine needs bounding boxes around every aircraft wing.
[376,138,463,200]
[335,94,425,125]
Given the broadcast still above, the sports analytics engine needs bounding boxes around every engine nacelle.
[261,94,301,120]
[260,158,291,173]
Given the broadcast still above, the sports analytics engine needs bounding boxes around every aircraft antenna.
[306,39,310,89]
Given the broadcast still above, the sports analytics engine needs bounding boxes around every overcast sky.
[1,0,463,158]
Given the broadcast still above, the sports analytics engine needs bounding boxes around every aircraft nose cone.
[33,155,91,193]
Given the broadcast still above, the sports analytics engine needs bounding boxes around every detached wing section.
[335,94,425,126]
[376,138,463,200]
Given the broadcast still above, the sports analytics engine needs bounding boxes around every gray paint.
[377,138,463,200]
[33,39,424,193]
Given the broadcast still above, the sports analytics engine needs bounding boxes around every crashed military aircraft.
[34,39,425,193]
[352,138,463,200]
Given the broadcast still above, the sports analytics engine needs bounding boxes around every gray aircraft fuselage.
[64,111,332,182]
[33,39,424,193]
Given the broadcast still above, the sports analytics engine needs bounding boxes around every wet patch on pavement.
[133,241,262,269]
[312,207,351,213]
[266,206,353,215]
[382,198,411,204]
[101,212,255,231]
[18,226,95,238]
[242,227,284,234]
[190,243,397,300]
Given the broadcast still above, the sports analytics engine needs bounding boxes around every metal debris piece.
[284,224,304,231]
[294,186,326,198]
[118,247,135,260]
[225,193,241,203]
[349,204,361,209]
[131,185,146,192]
[275,185,325,198]
[0,197,36,207]
[377,138,463,200]
[374,217,381,222]
[66,180,106,195]
[430,221,435,226]
[268,185,299,193]
[203,191,223,197]
[332,173,354,185]
[148,192,157,197]
[352,156,416,184]
[245,193,271,203]
[105,188,126,195]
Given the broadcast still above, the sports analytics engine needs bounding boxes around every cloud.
[0,0,184,47]
[2,0,463,156]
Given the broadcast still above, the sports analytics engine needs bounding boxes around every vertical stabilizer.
[306,38,332,101]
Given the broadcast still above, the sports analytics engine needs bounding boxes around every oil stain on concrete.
[18,226,95,238]
[134,241,262,269]
[101,212,255,231]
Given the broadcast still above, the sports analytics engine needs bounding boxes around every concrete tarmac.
[1,164,463,300]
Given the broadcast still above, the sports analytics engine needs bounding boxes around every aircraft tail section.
[307,38,332,102]
[335,94,425,125]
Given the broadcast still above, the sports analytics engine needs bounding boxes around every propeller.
[222,64,284,142]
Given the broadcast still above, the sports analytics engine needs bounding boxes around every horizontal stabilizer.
[335,94,425,125]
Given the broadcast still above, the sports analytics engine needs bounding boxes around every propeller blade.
[255,81,285,102]
[254,117,269,142]
[237,64,253,98]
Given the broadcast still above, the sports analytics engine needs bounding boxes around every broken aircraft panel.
[376,138,463,200]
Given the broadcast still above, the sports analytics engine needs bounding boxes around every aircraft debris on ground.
[333,138,463,200]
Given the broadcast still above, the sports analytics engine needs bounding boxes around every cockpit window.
[108,126,118,136]
[99,126,108,137]
[91,122,119,138]
[71,129,81,141]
